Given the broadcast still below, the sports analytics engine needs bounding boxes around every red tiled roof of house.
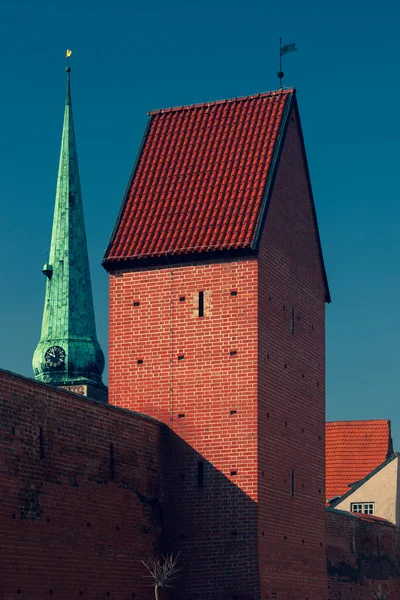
[104,89,294,264]
[326,420,393,501]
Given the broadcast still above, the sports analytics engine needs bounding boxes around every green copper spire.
[33,66,105,391]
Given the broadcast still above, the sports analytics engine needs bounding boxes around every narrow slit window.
[291,308,295,334]
[39,427,44,459]
[198,291,204,318]
[197,461,204,488]
[109,444,115,480]
[291,470,295,496]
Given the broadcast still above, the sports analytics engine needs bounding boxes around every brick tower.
[33,65,106,402]
[103,89,330,599]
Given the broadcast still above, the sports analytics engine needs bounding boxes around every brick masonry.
[2,365,400,599]
[257,105,328,599]
[107,107,328,599]
[0,369,162,600]
[109,257,260,599]
[327,509,400,599]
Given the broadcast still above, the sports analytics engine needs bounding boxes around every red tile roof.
[326,420,393,501]
[104,89,294,264]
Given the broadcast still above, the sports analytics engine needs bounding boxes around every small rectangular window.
[197,461,204,488]
[351,502,375,515]
[198,291,204,318]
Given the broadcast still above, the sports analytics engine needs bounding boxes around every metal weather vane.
[66,48,72,71]
[278,39,297,88]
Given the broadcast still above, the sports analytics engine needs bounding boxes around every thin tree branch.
[141,552,180,589]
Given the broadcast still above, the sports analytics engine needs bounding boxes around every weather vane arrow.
[278,39,297,88]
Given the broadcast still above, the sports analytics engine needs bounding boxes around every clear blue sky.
[1,0,399,447]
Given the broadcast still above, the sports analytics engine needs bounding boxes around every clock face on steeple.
[44,346,66,368]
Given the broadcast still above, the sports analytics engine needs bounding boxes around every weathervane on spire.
[66,49,72,72]
[277,39,297,88]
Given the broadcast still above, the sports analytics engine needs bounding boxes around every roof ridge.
[326,419,390,425]
[148,87,295,116]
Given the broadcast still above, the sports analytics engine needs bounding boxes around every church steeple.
[33,63,106,400]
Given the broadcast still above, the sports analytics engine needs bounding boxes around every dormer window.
[351,502,374,515]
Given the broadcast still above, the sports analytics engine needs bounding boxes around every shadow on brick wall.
[160,427,260,600]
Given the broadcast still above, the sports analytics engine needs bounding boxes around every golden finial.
[66,49,72,72]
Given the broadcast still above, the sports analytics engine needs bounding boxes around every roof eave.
[102,245,258,273]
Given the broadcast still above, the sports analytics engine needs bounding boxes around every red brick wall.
[0,369,163,600]
[327,509,400,600]
[107,104,329,599]
[109,260,261,599]
[257,108,328,600]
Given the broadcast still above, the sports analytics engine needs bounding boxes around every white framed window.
[351,502,375,515]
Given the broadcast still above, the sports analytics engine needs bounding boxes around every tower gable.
[257,99,330,301]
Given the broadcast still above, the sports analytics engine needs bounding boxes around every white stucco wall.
[336,455,399,525]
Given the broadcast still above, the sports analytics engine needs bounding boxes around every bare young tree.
[141,552,180,600]
[374,585,389,600]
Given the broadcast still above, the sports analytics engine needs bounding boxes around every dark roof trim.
[252,92,330,303]
[104,246,257,273]
[293,95,331,303]
[251,89,293,251]
[102,115,153,266]
[329,451,399,508]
